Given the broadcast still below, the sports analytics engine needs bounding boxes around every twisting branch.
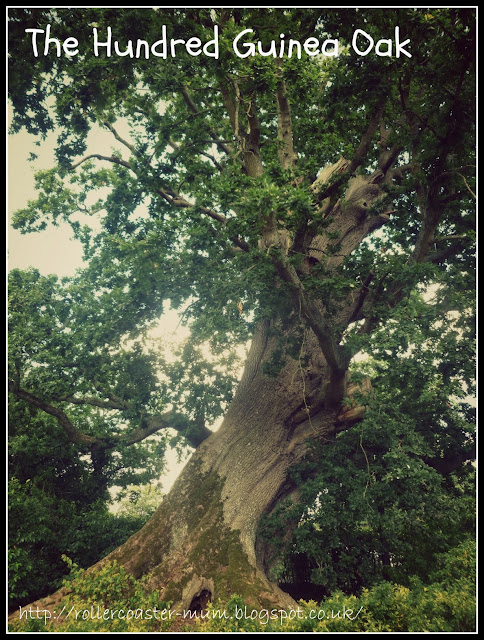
[126,412,212,448]
[69,142,249,253]
[9,381,101,446]
[454,173,476,200]
[102,120,137,155]
[9,381,212,450]
[275,59,297,170]
[179,85,233,156]
[69,153,132,172]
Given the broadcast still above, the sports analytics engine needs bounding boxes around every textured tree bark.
[10,157,391,619]
[8,312,373,627]
[99,317,348,611]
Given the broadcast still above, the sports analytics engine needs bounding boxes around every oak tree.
[8,8,475,611]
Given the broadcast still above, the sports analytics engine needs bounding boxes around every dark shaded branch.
[410,206,442,264]
[428,235,473,264]
[379,144,403,176]
[425,443,476,475]
[9,381,101,446]
[408,53,474,266]
[377,123,403,175]
[9,381,212,450]
[347,270,375,325]
[128,412,212,449]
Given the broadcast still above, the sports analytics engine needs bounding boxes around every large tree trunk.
[10,161,386,620]
[104,317,350,611]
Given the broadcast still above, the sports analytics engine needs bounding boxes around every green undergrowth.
[9,539,475,633]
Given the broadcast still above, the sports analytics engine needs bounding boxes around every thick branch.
[334,377,374,430]
[411,200,446,265]
[127,412,212,449]
[275,60,297,170]
[61,394,130,411]
[9,381,101,446]
[378,136,403,176]
[9,382,212,450]
[272,256,348,405]
[428,238,470,264]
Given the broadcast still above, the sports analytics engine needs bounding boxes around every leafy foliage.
[8,475,145,610]
[259,289,475,595]
[8,393,157,609]
[9,538,475,632]
[115,483,164,520]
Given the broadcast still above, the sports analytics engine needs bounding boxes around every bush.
[9,557,174,633]
[8,477,146,610]
[9,538,475,633]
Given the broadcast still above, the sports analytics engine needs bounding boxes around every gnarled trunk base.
[10,319,367,621]
[104,319,342,611]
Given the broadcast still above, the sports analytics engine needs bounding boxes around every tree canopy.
[9,5,475,464]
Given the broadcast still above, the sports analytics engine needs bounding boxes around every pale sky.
[8,127,81,276]
[7,114,119,276]
[7,116,191,492]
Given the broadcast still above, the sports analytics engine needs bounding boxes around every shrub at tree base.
[9,539,475,633]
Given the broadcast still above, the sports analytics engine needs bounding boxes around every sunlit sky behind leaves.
[7,112,192,491]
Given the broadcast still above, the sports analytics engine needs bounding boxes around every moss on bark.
[107,458,280,610]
